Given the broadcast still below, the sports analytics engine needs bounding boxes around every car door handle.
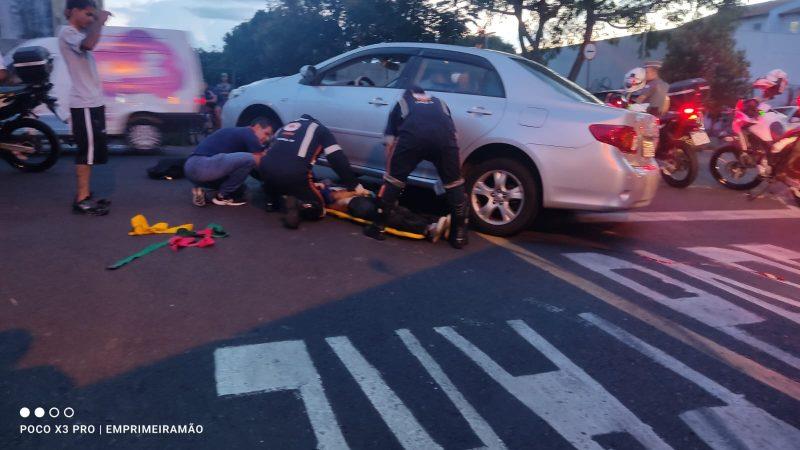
[467,107,493,116]
[369,98,389,106]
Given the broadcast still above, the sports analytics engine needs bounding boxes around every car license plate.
[691,131,710,146]
[642,140,656,158]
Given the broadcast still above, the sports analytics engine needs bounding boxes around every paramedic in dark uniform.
[364,87,468,249]
[259,114,367,229]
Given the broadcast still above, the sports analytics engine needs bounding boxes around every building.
[545,0,800,103]
[0,0,104,53]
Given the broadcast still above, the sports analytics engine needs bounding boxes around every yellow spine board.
[325,209,426,240]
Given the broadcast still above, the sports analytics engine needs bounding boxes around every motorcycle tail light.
[194,97,207,105]
[589,124,637,154]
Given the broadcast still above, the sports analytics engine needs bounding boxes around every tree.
[216,0,471,85]
[661,7,750,114]
[470,0,571,61]
[456,33,517,53]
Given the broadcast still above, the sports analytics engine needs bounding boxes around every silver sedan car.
[222,43,660,236]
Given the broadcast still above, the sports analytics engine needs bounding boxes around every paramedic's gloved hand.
[352,184,373,197]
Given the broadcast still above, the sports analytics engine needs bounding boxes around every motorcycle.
[710,98,800,192]
[0,46,62,172]
[604,90,705,188]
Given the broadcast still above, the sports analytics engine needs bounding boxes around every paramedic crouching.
[364,87,469,249]
[184,120,273,206]
[258,114,368,229]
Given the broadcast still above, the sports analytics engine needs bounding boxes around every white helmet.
[624,67,646,93]
[753,69,788,94]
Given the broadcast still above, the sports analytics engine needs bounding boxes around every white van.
[8,26,204,151]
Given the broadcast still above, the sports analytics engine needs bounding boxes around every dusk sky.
[107,0,765,52]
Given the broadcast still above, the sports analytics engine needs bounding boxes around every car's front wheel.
[465,158,540,236]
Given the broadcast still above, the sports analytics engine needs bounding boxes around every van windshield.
[511,58,601,105]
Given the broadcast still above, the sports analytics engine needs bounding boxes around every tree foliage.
[661,7,750,114]
[206,0,471,86]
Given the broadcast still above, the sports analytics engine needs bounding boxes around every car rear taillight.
[194,97,207,106]
[589,124,637,154]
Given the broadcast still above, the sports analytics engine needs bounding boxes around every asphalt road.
[1,146,799,449]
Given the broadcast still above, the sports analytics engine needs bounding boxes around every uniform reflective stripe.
[398,97,409,118]
[84,108,94,165]
[297,122,318,158]
[444,178,464,189]
[384,174,406,188]
[13,61,46,67]
[323,144,341,155]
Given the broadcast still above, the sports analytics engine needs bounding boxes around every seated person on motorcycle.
[627,61,669,116]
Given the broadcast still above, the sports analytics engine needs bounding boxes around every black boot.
[364,195,397,241]
[282,195,301,229]
[446,185,468,249]
[364,196,393,241]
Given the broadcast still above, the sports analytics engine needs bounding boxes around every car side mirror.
[300,65,318,84]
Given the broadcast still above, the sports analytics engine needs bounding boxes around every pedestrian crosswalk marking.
[635,250,800,325]
[396,329,507,450]
[214,340,348,449]
[327,336,443,450]
[583,313,800,450]
[436,322,673,450]
[565,252,800,369]
[214,313,799,449]
[734,244,800,270]
[685,246,800,290]
[481,234,800,401]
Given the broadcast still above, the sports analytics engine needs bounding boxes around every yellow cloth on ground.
[325,208,425,240]
[128,214,194,236]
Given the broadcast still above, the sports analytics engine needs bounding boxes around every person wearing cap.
[634,60,669,116]
[363,86,469,249]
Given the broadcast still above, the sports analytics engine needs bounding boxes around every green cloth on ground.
[107,224,229,270]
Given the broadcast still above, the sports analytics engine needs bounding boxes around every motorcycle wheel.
[709,145,762,191]
[660,143,698,188]
[1,118,62,173]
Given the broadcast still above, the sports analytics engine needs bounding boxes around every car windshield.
[511,58,601,105]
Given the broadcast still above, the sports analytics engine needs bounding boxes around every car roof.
[313,42,518,68]
[359,42,516,59]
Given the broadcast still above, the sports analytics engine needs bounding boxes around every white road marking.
[214,340,349,449]
[566,252,800,369]
[576,209,800,223]
[326,336,443,450]
[396,329,507,450]
[685,246,800,290]
[435,322,673,450]
[582,313,800,450]
[636,250,800,324]
[734,244,800,270]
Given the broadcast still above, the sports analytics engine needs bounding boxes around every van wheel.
[126,116,162,151]
[465,158,539,236]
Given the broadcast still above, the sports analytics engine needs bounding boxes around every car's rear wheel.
[126,115,162,152]
[465,158,539,236]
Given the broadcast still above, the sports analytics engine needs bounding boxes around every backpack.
[147,157,187,180]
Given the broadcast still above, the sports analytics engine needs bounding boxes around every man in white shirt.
[60,0,112,215]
